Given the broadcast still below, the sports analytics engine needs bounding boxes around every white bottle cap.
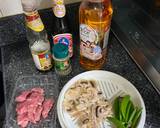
[53,4,66,18]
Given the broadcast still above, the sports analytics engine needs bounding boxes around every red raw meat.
[42,99,54,119]
[27,92,44,106]
[27,102,38,114]
[35,105,43,122]
[28,112,36,124]
[15,90,31,102]
[28,104,38,115]
[31,87,44,95]
[16,101,29,115]
[16,87,54,128]
[17,113,29,128]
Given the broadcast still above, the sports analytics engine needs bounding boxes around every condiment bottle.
[79,0,113,70]
[52,43,72,75]
[21,0,53,71]
[52,0,73,57]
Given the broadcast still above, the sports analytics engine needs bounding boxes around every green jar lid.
[53,43,69,59]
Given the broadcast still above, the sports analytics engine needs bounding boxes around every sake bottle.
[52,0,73,57]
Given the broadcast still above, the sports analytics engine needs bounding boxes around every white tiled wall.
[0,0,81,18]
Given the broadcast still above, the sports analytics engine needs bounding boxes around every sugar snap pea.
[131,108,142,128]
[113,97,120,119]
[108,95,142,128]
[120,95,130,119]
[108,117,125,128]
[125,101,134,122]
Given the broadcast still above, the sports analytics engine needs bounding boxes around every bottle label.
[25,11,44,32]
[54,58,70,71]
[53,33,73,57]
[80,24,103,60]
[32,50,52,71]
[53,4,66,18]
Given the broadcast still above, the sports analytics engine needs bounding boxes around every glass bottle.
[52,0,73,57]
[79,0,113,70]
[21,0,53,71]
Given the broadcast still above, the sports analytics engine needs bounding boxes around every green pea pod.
[121,95,130,119]
[113,97,120,119]
[119,113,123,121]
[107,117,125,128]
[127,108,137,127]
[125,101,131,122]
[131,108,142,128]
[126,101,134,122]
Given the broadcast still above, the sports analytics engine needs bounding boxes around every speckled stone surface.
[2,34,160,127]
[0,15,26,47]
[1,3,160,128]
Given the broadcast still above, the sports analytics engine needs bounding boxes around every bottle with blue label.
[52,0,73,57]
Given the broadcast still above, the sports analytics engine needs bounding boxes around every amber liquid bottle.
[79,0,113,70]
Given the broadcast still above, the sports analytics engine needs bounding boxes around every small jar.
[52,43,72,75]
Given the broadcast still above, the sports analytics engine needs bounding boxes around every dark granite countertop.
[1,2,160,128]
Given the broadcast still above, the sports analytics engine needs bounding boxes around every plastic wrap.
[5,75,59,128]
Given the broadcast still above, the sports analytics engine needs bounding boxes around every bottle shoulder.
[26,27,47,36]
[52,15,71,35]
[80,0,112,9]
[26,27,49,45]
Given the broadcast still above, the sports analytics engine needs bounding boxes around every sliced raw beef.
[16,101,29,115]
[27,101,39,114]
[17,113,29,128]
[27,112,36,124]
[16,87,54,128]
[42,99,54,119]
[15,90,31,102]
[27,92,44,106]
[31,87,44,95]
[35,105,43,121]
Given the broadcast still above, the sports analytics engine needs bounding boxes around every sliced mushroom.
[82,118,89,124]
[90,80,96,88]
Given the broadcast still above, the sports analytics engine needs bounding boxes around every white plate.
[57,70,146,128]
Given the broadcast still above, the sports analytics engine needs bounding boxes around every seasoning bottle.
[79,0,113,70]
[52,0,73,57]
[21,0,53,71]
[52,43,72,75]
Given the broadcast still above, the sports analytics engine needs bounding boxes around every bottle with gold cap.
[52,0,73,57]
[21,0,53,71]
